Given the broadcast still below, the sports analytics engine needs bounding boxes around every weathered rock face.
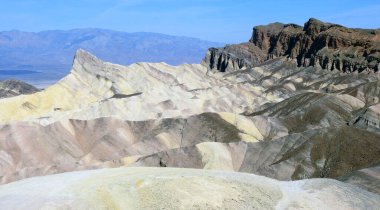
[202,43,264,72]
[203,18,380,72]
[0,79,38,98]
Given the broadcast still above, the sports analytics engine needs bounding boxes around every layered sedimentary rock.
[0,46,378,210]
[203,18,380,72]
[0,16,379,209]
[0,167,379,210]
[0,113,273,184]
[203,43,261,72]
[0,50,378,189]
[0,79,38,98]
[0,49,283,124]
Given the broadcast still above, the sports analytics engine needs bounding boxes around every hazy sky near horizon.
[1,0,379,43]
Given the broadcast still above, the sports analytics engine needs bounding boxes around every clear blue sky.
[1,0,379,43]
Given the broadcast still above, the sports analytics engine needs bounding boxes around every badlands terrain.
[0,18,379,209]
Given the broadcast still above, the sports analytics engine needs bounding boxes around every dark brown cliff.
[203,18,380,72]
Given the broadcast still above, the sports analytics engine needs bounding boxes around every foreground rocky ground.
[0,18,379,209]
[0,167,379,210]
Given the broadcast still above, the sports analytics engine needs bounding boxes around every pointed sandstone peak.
[71,48,106,76]
[73,48,103,65]
[67,49,119,95]
[73,48,99,63]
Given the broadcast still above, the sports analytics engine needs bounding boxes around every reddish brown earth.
[203,18,380,72]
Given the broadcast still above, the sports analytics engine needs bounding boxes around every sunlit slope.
[0,167,379,210]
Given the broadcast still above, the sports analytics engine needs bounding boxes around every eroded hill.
[0,50,378,188]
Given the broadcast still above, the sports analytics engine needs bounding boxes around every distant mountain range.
[0,28,223,70]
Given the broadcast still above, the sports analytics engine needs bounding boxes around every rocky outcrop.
[202,43,264,72]
[203,18,380,72]
[0,79,38,98]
